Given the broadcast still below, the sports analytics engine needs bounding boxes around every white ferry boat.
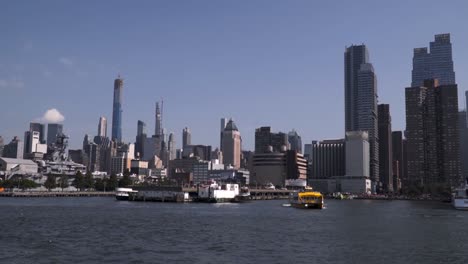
[115,188,137,201]
[453,178,468,210]
[195,181,239,203]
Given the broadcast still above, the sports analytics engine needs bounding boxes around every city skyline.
[2,1,468,150]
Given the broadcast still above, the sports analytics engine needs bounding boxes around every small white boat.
[453,178,468,210]
[115,188,137,201]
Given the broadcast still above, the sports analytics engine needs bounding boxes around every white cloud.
[59,57,73,66]
[38,108,65,123]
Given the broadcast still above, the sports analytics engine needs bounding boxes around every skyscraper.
[221,119,241,169]
[254,127,289,153]
[135,120,146,158]
[392,131,405,190]
[182,127,191,149]
[168,133,176,161]
[29,122,45,143]
[345,45,379,187]
[412,33,456,87]
[47,123,63,146]
[220,118,227,150]
[345,44,369,131]
[155,101,162,137]
[405,79,462,188]
[98,117,107,138]
[378,104,393,192]
[111,76,123,142]
[288,130,302,153]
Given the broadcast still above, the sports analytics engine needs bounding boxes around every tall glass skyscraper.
[411,33,456,87]
[111,77,123,142]
[344,45,379,188]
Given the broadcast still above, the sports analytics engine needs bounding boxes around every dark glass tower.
[411,33,456,87]
[111,77,123,142]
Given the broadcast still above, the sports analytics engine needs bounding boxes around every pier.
[0,191,115,197]
[182,188,292,200]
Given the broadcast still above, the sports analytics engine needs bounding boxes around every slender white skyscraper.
[98,116,107,137]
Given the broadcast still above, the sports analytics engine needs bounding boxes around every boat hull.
[290,202,323,209]
[453,198,468,210]
[115,195,129,201]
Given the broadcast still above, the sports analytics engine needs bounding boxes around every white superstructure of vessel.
[197,181,239,203]
[115,187,137,201]
[453,178,468,210]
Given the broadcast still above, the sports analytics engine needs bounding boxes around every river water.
[0,198,467,264]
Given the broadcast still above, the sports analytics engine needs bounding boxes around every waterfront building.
[24,131,47,157]
[130,159,149,178]
[288,130,302,153]
[458,110,468,180]
[392,131,405,191]
[0,157,38,175]
[209,168,250,185]
[193,160,210,184]
[310,139,345,179]
[111,76,123,142]
[251,150,307,187]
[345,131,370,178]
[47,123,63,146]
[182,127,191,149]
[2,136,24,159]
[98,117,107,138]
[412,33,455,87]
[345,45,379,188]
[254,126,289,153]
[378,104,393,192]
[93,136,111,173]
[405,79,462,188]
[221,119,242,169]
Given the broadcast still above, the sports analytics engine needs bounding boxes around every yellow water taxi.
[289,188,324,209]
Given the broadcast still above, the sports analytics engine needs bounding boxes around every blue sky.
[1,0,468,150]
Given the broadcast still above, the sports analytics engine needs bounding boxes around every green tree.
[118,169,132,187]
[85,171,94,190]
[44,175,57,191]
[107,174,118,191]
[73,171,86,191]
[20,179,37,190]
[59,175,69,190]
[94,178,104,191]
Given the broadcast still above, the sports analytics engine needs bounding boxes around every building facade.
[345,45,379,187]
[111,76,123,142]
[405,79,462,188]
[98,116,107,138]
[47,123,63,146]
[412,33,456,87]
[288,130,302,154]
[310,139,345,180]
[182,127,191,149]
[378,104,393,192]
[392,131,405,191]
[221,119,241,169]
[254,126,288,153]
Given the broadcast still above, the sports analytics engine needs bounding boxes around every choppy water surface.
[0,198,467,264]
